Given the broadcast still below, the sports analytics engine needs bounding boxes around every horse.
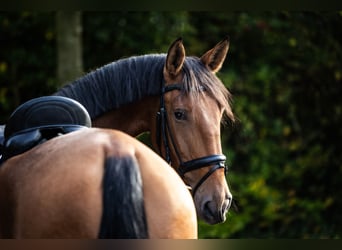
[54,37,235,224]
[0,97,197,238]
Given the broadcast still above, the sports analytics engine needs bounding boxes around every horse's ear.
[201,36,230,73]
[164,37,185,80]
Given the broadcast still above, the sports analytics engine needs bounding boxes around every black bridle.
[156,81,228,197]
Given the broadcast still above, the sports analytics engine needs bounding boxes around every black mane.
[55,54,165,119]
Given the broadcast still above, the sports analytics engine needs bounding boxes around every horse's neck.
[92,96,159,137]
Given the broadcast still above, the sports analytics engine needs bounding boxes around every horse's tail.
[98,156,148,239]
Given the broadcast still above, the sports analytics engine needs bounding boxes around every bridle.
[156,80,228,197]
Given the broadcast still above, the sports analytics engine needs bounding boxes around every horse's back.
[0,128,197,238]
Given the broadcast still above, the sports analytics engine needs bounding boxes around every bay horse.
[54,37,235,224]
[0,126,197,238]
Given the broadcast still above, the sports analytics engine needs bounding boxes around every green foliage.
[0,12,56,122]
[200,12,342,238]
[82,12,194,69]
[0,11,341,238]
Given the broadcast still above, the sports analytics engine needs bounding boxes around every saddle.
[0,96,91,164]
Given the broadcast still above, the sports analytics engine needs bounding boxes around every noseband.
[156,81,228,197]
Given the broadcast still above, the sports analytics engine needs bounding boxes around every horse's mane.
[55,54,165,119]
[54,54,234,122]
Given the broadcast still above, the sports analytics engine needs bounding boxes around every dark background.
[0,11,341,238]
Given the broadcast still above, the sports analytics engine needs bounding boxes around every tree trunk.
[56,11,83,86]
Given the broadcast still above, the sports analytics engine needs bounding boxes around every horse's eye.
[174,110,186,121]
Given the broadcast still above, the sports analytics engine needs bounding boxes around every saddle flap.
[4,129,43,160]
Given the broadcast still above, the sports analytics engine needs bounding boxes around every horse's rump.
[0,128,197,238]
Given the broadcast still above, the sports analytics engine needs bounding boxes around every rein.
[156,81,228,197]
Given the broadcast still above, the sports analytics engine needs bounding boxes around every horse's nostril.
[220,199,230,220]
[228,196,232,208]
[226,194,232,208]
[221,203,227,215]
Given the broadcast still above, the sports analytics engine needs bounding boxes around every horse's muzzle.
[202,193,232,224]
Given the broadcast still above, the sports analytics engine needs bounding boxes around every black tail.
[98,156,148,238]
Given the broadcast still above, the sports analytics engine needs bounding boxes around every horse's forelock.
[182,57,234,124]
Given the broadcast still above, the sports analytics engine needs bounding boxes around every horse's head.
[152,37,234,224]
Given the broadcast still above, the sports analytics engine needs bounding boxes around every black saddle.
[0,96,91,164]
